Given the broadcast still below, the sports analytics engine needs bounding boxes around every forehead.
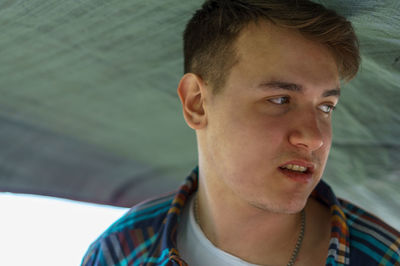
[230,21,340,91]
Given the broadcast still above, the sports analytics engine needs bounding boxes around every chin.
[250,197,308,215]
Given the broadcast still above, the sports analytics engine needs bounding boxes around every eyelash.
[268,96,290,105]
[319,104,336,114]
[267,96,336,114]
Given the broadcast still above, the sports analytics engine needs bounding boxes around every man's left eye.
[319,104,336,114]
[268,96,290,105]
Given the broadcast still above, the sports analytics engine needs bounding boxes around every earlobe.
[177,73,208,130]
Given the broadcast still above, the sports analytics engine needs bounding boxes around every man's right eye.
[268,96,290,105]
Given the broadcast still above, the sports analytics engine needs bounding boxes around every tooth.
[282,164,308,172]
[281,164,309,172]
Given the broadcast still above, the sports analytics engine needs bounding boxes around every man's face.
[200,22,340,214]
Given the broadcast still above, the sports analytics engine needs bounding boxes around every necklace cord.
[193,196,306,266]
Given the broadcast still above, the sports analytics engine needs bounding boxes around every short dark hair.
[183,0,360,93]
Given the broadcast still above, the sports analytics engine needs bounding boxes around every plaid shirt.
[82,168,400,266]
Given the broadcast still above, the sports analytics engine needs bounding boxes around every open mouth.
[279,164,312,175]
[278,161,315,183]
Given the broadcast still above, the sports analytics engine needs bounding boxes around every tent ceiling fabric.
[0,1,399,228]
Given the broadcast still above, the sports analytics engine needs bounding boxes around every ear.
[177,73,208,130]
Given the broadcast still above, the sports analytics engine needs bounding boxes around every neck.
[196,184,305,265]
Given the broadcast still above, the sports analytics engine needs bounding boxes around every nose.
[288,110,325,151]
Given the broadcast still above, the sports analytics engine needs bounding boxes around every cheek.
[322,136,332,159]
[224,116,289,168]
[321,120,333,150]
[206,101,291,160]
[316,121,332,170]
[233,111,286,142]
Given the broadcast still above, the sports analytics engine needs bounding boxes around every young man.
[82,1,400,265]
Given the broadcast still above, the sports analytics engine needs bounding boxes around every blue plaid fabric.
[82,168,400,265]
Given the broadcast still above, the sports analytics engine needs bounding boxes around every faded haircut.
[183,0,360,93]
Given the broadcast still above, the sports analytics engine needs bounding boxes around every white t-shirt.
[177,195,261,266]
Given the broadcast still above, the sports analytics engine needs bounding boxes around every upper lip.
[279,160,315,173]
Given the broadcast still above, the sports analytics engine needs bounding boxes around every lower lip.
[278,168,313,184]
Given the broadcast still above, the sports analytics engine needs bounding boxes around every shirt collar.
[166,167,350,265]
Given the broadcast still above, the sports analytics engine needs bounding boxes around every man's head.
[183,0,360,93]
[178,0,360,214]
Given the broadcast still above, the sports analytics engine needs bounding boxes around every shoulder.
[81,192,177,266]
[339,198,400,265]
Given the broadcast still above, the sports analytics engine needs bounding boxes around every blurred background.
[0,0,399,264]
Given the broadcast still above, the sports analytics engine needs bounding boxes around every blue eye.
[319,104,336,114]
[268,96,290,105]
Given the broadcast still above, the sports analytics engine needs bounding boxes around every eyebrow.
[258,81,341,98]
